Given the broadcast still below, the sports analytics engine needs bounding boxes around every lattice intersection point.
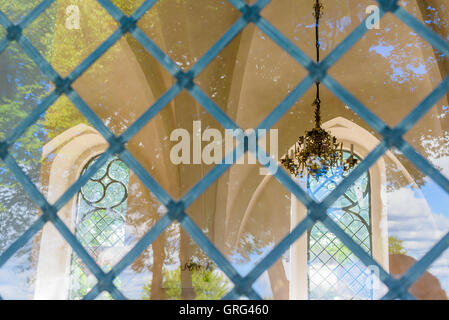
[0,0,449,300]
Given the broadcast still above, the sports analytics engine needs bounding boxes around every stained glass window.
[70,155,130,299]
[306,151,373,300]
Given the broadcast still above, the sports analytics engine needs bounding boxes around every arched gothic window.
[70,155,130,299]
[306,151,373,300]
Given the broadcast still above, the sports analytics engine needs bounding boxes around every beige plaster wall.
[34,0,449,299]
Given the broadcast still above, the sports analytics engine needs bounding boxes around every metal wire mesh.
[0,0,449,300]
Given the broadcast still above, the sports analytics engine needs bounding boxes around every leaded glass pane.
[306,152,373,300]
[70,155,129,299]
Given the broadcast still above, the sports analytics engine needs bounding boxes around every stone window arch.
[231,117,406,299]
[34,124,109,300]
[289,117,391,300]
[305,151,373,300]
[69,154,130,299]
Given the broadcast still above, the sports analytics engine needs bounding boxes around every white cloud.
[0,254,34,299]
[387,186,449,295]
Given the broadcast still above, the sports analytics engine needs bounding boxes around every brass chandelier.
[281,0,358,179]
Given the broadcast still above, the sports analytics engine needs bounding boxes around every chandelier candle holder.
[281,0,358,179]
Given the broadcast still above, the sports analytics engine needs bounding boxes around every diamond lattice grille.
[1,0,449,300]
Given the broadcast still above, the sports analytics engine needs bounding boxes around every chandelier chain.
[314,0,322,128]
[280,0,358,179]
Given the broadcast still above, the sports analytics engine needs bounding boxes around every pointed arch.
[34,124,108,299]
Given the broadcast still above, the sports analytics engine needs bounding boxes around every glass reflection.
[70,156,129,300]
[2,0,449,300]
[305,152,373,300]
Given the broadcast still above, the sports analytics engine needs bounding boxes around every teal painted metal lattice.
[1,0,449,300]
